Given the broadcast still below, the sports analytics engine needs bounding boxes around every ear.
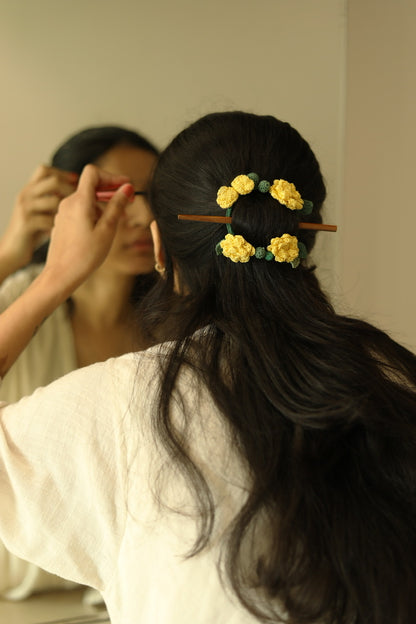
[150,220,165,268]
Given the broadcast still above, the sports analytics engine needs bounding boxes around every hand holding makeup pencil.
[0,164,134,378]
[44,164,134,291]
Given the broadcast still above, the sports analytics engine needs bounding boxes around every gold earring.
[155,262,166,275]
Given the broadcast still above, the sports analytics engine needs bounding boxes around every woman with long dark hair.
[0,125,158,599]
[0,112,415,623]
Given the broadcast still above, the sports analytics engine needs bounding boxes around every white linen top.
[0,264,80,598]
[0,264,77,403]
[0,344,261,623]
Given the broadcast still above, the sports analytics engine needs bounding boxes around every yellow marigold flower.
[267,234,299,263]
[217,185,239,209]
[269,179,304,211]
[231,174,255,195]
[220,234,255,263]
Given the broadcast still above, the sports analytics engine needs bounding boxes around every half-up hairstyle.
[142,111,416,623]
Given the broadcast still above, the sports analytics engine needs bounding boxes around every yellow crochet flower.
[216,186,239,209]
[269,179,303,211]
[267,234,299,263]
[231,174,255,195]
[220,234,255,263]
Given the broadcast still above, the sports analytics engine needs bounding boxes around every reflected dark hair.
[32,125,159,305]
[50,125,158,174]
[142,111,416,623]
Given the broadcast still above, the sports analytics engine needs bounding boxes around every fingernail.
[122,184,135,199]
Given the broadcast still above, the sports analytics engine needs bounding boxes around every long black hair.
[32,125,159,306]
[142,111,416,623]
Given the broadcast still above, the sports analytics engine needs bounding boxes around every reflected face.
[95,144,157,276]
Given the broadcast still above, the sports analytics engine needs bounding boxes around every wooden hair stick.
[177,214,337,232]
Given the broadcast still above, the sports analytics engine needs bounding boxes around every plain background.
[0,0,415,351]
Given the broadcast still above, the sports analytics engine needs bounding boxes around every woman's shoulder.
[7,329,213,431]
[88,332,212,410]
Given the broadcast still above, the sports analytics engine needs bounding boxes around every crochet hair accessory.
[178,174,337,266]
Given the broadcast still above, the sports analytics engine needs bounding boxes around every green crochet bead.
[265,251,274,261]
[290,257,300,269]
[247,172,260,186]
[215,242,223,256]
[255,246,266,259]
[298,241,308,259]
[258,180,271,193]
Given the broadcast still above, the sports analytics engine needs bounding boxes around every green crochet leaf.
[215,242,224,256]
[299,200,313,216]
[297,241,308,259]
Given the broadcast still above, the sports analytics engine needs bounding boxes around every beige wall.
[3,0,414,351]
[343,0,416,350]
[0,0,345,283]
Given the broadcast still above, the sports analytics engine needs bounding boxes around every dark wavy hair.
[141,111,416,623]
[32,125,159,306]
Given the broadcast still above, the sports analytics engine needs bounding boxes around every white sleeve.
[0,265,43,313]
[0,355,138,591]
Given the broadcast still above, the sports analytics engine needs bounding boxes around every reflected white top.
[0,264,78,599]
[0,264,77,403]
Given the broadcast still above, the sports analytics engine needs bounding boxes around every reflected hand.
[0,165,78,272]
[0,165,133,378]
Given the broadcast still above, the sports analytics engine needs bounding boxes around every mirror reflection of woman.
[0,126,158,599]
